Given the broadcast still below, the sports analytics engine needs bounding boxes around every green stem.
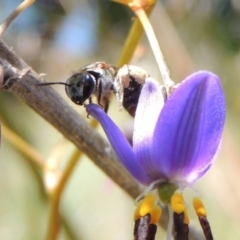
[46,148,82,240]
[117,6,154,66]
[2,122,45,168]
[134,7,174,92]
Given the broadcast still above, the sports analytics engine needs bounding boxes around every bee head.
[36,72,96,105]
[65,72,96,105]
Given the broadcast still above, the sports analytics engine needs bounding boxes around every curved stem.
[1,122,45,168]
[46,148,82,240]
[0,0,35,37]
[46,119,98,240]
[117,6,154,67]
[134,8,175,93]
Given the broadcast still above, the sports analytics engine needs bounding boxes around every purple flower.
[86,71,225,188]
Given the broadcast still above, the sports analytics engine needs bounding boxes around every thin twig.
[1,122,45,168]
[117,5,154,67]
[46,148,82,240]
[133,7,175,93]
[0,0,35,38]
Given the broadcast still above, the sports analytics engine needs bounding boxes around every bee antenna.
[36,82,71,87]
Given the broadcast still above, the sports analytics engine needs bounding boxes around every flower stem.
[134,7,175,93]
[117,6,154,67]
[1,122,45,168]
[46,119,97,240]
[0,0,35,37]
[46,148,82,240]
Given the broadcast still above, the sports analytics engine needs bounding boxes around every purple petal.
[133,77,165,181]
[85,104,152,185]
[150,71,225,183]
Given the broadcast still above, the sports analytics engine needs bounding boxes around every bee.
[37,62,149,117]
[65,62,119,112]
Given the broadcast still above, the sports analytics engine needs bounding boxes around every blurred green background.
[0,0,240,239]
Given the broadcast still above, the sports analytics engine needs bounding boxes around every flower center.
[157,182,178,204]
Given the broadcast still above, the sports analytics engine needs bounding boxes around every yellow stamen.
[150,205,162,224]
[193,197,207,217]
[140,194,155,216]
[171,193,185,214]
[134,194,161,223]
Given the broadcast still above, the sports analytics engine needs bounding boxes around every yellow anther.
[170,193,185,214]
[139,194,156,216]
[193,197,207,217]
[134,194,159,222]
[149,205,162,224]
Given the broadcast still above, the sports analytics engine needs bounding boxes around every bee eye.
[84,74,95,87]
[64,73,96,105]
[81,74,95,96]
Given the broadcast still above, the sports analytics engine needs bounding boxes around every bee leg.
[103,101,109,113]
[97,79,104,109]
